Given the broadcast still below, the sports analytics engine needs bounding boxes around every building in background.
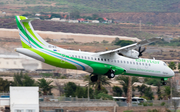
[10,87,39,112]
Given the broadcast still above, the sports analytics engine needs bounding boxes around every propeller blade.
[138,46,141,52]
[140,47,146,53]
[138,46,146,57]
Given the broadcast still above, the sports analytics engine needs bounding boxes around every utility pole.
[139,20,142,31]
[127,76,132,107]
[69,12,70,20]
[88,75,90,101]
[171,77,173,99]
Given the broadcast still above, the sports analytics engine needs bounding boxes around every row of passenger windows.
[71,55,151,66]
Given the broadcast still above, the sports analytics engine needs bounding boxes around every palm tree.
[84,75,111,90]
[13,71,36,86]
[0,78,11,92]
[116,76,139,96]
[37,78,54,95]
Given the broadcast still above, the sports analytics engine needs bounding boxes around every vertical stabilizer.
[15,16,51,48]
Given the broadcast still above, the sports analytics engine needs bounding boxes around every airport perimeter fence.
[0,93,9,96]
[39,95,174,107]
[39,95,111,102]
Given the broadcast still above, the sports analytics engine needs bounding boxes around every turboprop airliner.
[15,16,174,85]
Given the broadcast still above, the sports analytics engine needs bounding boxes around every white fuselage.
[57,48,174,78]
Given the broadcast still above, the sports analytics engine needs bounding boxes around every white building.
[68,20,79,23]
[51,18,60,21]
[0,54,42,71]
[0,98,9,106]
[10,87,39,112]
[92,20,100,23]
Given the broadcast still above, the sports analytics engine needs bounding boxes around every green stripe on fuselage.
[124,72,172,79]
[27,48,77,69]
[21,41,30,48]
[46,49,125,75]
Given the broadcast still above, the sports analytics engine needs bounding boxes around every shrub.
[147,109,159,112]
[123,110,133,112]
[161,102,165,106]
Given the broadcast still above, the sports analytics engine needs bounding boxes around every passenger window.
[136,62,138,65]
[146,63,147,66]
[95,58,96,60]
[72,55,74,57]
[81,56,83,59]
[75,55,77,58]
[111,60,113,62]
[91,57,93,60]
[101,58,103,61]
[149,64,151,66]
[104,59,106,61]
[130,62,132,64]
[133,62,135,65]
[124,61,126,63]
[142,63,144,65]
[107,59,109,61]
[98,58,100,61]
[121,61,123,63]
[78,56,80,58]
[139,63,141,65]
[88,57,90,59]
[114,60,116,63]
[84,56,86,59]
[127,61,129,64]
[117,60,119,63]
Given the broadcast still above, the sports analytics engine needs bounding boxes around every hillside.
[0,18,156,39]
[0,0,180,13]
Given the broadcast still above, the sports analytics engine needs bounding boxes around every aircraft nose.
[170,69,175,77]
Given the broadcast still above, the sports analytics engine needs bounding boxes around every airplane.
[14,16,174,85]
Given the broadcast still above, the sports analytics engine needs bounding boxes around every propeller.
[138,46,146,57]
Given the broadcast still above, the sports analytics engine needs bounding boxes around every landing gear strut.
[90,74,98,82]
[161,78,167,85]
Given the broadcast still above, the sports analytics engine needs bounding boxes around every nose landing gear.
[161,78,167,85]
[108,71,115,78]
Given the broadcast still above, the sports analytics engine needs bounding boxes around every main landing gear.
[90,69,115,82]
[161,78,167,85]
[90,75,98,82]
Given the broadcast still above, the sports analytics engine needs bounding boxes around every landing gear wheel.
[108,73,115,78]
[91,75,98,82]
[161,78,167,85]
[162,82,167,85]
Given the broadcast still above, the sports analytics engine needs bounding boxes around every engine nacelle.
[119,49,139,59]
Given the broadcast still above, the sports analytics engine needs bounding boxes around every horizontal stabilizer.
[20,17,39,23]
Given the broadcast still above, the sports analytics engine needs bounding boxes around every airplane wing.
[97,37,162,56]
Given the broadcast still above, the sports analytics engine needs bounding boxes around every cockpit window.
[164,63,167,66]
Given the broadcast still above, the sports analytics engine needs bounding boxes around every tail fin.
[15,16,51,48]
